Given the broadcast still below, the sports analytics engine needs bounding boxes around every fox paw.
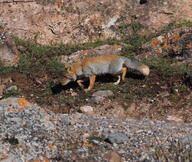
[84,88,91,92]
[113,75,121,85]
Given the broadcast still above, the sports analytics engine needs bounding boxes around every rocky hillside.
[1,0,192,45]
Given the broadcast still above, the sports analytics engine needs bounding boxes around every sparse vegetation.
[0,62,15,75]
[121,22,147,55]
[88,135,105,143]
[3,89,18,99]
[165,20,192,31]
[143,57,192,75]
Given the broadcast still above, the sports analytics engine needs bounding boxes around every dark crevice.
[139,0,148,5]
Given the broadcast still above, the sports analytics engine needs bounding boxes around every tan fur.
[61,55,150,92]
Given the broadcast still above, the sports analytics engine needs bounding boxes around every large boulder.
[138,27,192,61]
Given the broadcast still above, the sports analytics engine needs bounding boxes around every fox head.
[61,63,77,85]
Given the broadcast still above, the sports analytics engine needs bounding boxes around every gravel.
[0,97,192,161]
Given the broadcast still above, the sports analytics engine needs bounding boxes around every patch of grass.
[78,39,120,49]
[88,135,105,143]
[124,94,134,100]
[143,57,192,75]
[18,55,32,73]
[122,33,147,55]
[108,84,121,92]
[106,105,115,110]
[3,89,18,98]
[145,57,173,71]
[122,88,129,93]
[118,22,143,35]
[46,60,65,73]
[108,95,115,100]
[146,93,157,99]
[122,104,129,111]
[14,38,66,76]
[0,63,15,75]
[45,81,57,95]
[131,23,143,33]
[120,22,149,55]
[188,99,192,105]
[165,20,192,31]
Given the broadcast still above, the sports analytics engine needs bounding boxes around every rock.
[0,85,6,98]
[0,97,33,108]
[166,115,183,122]
[107,133,129,144]
[179,136,192,145]
[92,90,114,97]
[110,105,127,118]
[82,133,90,142]
[60,117,70,125]
[56,44,122,64]
[103,151,123,162]
[80,106,94,114]
[89,90,114,103]
[0,77,12,84]
[90,96,105,103]
[139,27,192,61]
[5,85,17,92]
[0,26,19,66]
[127,103,136,114]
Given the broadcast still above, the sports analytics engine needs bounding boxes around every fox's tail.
[123,57,150,76]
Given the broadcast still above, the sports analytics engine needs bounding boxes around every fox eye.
[67,66,72,72]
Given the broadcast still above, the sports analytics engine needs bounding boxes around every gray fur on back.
[122,57,143,70]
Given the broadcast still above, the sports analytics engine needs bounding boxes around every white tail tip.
[140,65,150,76]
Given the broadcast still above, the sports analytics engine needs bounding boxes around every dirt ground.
[2,65,192,122]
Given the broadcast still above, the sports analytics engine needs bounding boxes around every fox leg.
[113,75,121,85]
[60,78,71,85]
[121,67,127,81]
[77,80,84,89]
[84,75,96,92]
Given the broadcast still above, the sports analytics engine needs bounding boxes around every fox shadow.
[51,71,146,94]
[51,82,80,94]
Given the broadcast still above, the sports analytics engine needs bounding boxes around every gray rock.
[80,106,94,114]
[6,85,17,92]
[179,136,192,144]
[0,30,19,66]
[90,96,105,103]
[107,133,129,144]
[0,85,6,97]
[60,117,70,125]
[92,90,114,97]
